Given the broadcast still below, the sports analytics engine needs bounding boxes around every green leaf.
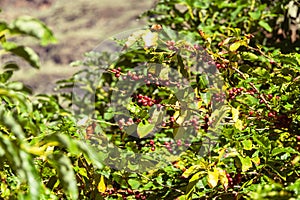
[258,20,272,32]
[238,156,252,172]
[53,153,78,199]
[185,171,205,200]
[137,121,155,138]
[10,16,56,46]
[128,179,141,189]
[272,147,300,156]
[2,42,40,68]
[3,62,19,71]
[242,52,259,61]
[249,11,261,20]
[229,41,242,52]
[234,119,244,131]
[182,165,202,178]
[242,140,253,150]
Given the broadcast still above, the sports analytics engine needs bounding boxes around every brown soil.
[0,0,155,93]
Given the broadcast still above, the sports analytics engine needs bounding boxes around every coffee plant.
[1,0,300,199]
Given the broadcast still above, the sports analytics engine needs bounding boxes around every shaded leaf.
[2,42,40,68]
[258,20,272,32]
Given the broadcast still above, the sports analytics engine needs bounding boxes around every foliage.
[1,0,300,200]
[0,12,103,199]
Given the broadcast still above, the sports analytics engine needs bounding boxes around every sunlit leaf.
[207,167,219,188]
[137,121,155,138]
[97,175,106,193]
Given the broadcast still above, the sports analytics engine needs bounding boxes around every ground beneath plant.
[0,0,154,93]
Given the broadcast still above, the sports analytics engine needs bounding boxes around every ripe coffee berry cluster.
[132,94,159,107]
[216,62,227,69]
[226,173,242,188]
[190,117,200,130]
[246,88,256,95]
[118,118,134,130]
[111,67,122,78]
[122,189,146,200]
[123,71,178,88]
[228,87,244,99]
[166,40,178,51]
[213,92,226,103]
[267,111,277,118]
[149,139,155,151]
[164,139,190,154]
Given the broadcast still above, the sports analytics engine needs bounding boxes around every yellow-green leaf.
[242,140,253,150]
[234,119,244,131]
[231,107,239,122]
[258,20,272,32]
[230,41,241,51]
[217,168,228,189]
[97,175,106,193]
[239,156,252,172]
[137,121,155,138]
[251,156,260,166]
[207,168,219,188]
[182,165,201,178]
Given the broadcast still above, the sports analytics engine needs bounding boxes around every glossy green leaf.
[137,121,155,138]
[10,16,56,46]
[238,156,252,172]
[52,153,78,199]
[242,140,253,150]
[128,179,141,189]
[249,11,261,20]
[258,20,272,32]
[2,42,40,68]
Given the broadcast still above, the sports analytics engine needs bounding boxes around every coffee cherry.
[127,188,133,195]
[176,139,182,146]
[267,94,273,99]
[249,110,254,115]
[149,140,155,146]
[234,173,242,185]
[170,116,175,122]
[151,146,155,151]
[268,111,276,118]
[135,193,141,199]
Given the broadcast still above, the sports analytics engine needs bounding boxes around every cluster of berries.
[132,94,162,107]
[189,117,200,130]
[149,139,156,151]
[213,92,226,103]
[216,62,227,69]
[228,87,244,99]
[122,71,175,87]
[111,67,122,78]
[226,173,242,188]
[164,139,191,154]
[166,40,177,51]
[124,189,146,200]
[118,118,135,130]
